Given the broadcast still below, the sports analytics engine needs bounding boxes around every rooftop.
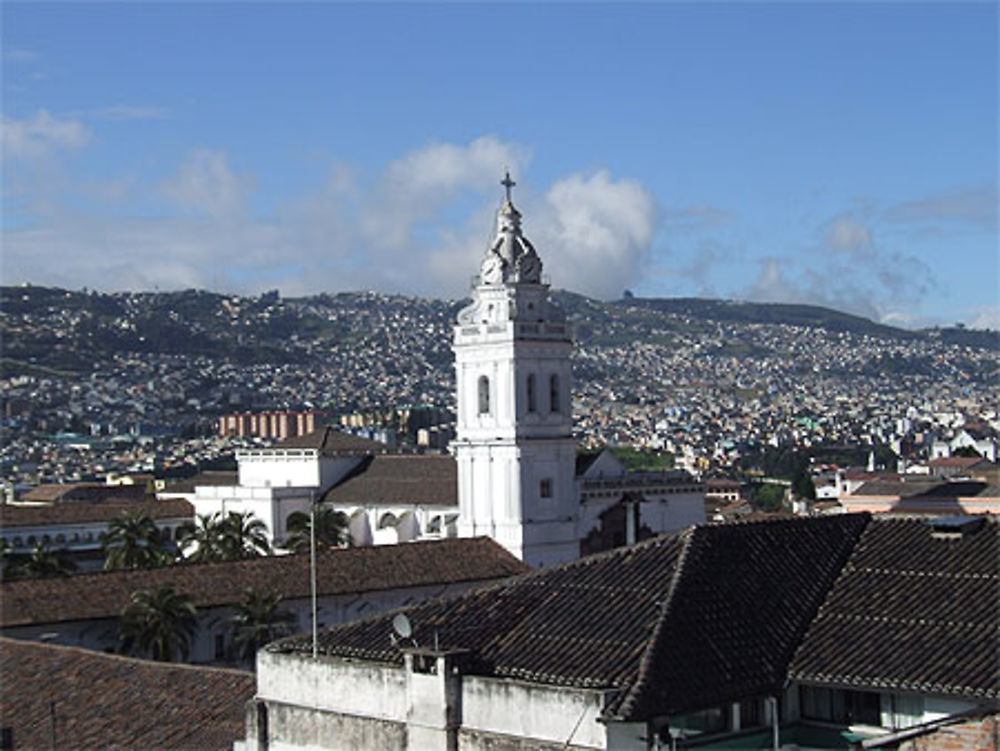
[1,536,528,627]
[270,514,872,720]
[322,453,458,507]
[0,498,194,529]
[0,636,253,751]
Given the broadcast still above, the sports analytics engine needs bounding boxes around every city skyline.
[3,2,997,330]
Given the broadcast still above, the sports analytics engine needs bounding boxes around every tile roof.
[275,425,388,455]
[0,499,193,528]
[0,537,528,628]
[322,454,458,506]
[161,470,238,494]
[790,515,999,699]
[0,636,253,751]
[21,483,150,504]
[269,515,869,720]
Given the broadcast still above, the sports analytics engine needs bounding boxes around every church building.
[176,175,704,565]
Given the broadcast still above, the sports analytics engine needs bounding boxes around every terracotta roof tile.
[275,425,388,454]
[270,515,869,720]
[1,537,527,627]
[789,515,1000,699]
[0,499,193,528]
[322,454,458,506]
[0,637,253,751]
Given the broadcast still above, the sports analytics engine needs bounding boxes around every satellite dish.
[392,613,412,639]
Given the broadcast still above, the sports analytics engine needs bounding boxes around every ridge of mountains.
[1,284,997,379]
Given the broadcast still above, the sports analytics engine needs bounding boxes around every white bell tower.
[453,173,578,567]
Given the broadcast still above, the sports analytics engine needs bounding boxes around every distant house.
[0,537,528,664]
[841,477,1000,515]
[0,636,253,751]
[240,514,998,751]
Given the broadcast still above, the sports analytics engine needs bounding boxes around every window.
[800,686,881,727]
[478,375,490,415]
[550,374,560,413]
[540,479,553,498]
[214,634,226,660]
[527,374,537,413]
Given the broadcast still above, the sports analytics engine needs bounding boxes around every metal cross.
[501,171,516,202]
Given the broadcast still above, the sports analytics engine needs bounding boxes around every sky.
[2,2,997,329]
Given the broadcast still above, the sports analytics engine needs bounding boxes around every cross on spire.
[501,170,516,203]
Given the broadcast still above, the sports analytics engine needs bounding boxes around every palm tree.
[228,588,296,665]
[284,505,350,553]
[180,512,228,563]
[180,511,270,562]
[119,586,198,662]
[218,511,271,560]
[102,510,173,570]
[2,542,77,580]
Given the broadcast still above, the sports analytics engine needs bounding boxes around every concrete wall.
[461,676,607,749]
[250,652,616,751]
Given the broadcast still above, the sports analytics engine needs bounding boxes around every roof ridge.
[607,525,696,720]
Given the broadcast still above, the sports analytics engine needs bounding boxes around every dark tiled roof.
[0,499,193,528]
[270,515,869,720]
[790,516,1000,699]
[1,537,527,627]
[161,470,238,494]
[0,637,253,751]
[851,480,946,498]
[322,454,458,506]
[275,425,388,455]
[21,483,150,504]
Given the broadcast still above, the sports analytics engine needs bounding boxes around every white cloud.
[1,110,91,161]
[360,136,531,252]
[825,213,872,254]
[533,171,658,299]
[3,134,661,302]
[160,149,253,218]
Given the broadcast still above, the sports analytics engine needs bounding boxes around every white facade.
[453,178,582,568]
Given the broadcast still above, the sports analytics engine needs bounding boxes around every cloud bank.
[4,125,658,301]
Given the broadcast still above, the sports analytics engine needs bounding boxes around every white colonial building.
[175,175,704,565]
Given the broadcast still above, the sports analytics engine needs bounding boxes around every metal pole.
[310,501,318,659]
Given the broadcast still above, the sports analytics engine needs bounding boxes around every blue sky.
[3,2,997,329]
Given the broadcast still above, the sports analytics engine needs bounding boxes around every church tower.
[453,174,578,567]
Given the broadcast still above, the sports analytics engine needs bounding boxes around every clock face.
[482,254,505,283]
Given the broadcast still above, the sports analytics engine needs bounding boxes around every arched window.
[527,373,537,413]
[478,375,490,415]
[550,374,560,413]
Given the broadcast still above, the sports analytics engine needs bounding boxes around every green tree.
[119,586,197,662]
[181,511,270,562]
[180,513,228,563]
[284,505,350,553]
[218,511,271,560]
[102,510,174,570]
[754,483,787,512]
[792,471,816,501]
[2,542,77,580]
[228,588,296,665]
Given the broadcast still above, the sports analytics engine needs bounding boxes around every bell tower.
[453,173,579,567]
